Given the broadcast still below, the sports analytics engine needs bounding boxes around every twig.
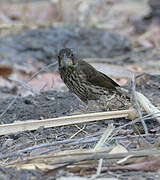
[0,109,134,135]
[94,124,114,150]
[132,74,148,135]
[70,125,88,139]
[112,133,160,140]
[14,131,160,157]
[106,112,160,145]
[0,132,101,160]
[6,149,160,167]
[1,129,160,161]
[35,137,99,156]
[29,62,58,80]
[0,107,160,136]
[8,77,37,94]
[136,92,160,124]
[0,96,18,123]
[0,139,75,160]
[117,112,160,132]
[91,158,104,179]
[1,114,160,161]
[96,159,103,176]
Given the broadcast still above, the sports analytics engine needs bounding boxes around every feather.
[77,60,120,89]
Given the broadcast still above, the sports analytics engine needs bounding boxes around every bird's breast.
[59,67,111,102]
[60,67,86,93]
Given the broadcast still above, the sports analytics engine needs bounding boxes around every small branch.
[29,62,58,80]
[96,158,103,176]
[6,149,160,168]
[8,77,37,94]
[132,74,148,135]
[0,109,134,135]
[0,133,101,160]
[0,106,159,136]
[136,92,160,124]
[0,96,18,123]
[94,124,114,150]
[1,131,159,161]
[117,112,160,132]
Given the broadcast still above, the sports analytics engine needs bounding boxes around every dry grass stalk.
[6,148,160,169]
[0,90,159,136]
[94,123,114,150]
[0,109,135,135]
[136,92,160,123]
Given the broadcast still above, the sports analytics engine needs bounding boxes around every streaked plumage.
[58,48,130,110]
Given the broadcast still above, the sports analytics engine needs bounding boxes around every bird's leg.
[74,96,92,113]
[116,94,126,107]
[74,94,101,112]
[79,101,89,113]
[80,101,101,113]
[99,94,116,111]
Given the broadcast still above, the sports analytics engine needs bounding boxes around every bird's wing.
[77,60,120,89]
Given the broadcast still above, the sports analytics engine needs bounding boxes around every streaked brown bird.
[58,48,130,111]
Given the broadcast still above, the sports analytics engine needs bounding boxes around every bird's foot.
[79,101,102,113]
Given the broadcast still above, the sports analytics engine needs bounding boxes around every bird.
[58,48,131,111]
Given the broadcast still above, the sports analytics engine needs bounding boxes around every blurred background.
[0,0,156,35]
[0,0,152,35]
[0,0,159,96]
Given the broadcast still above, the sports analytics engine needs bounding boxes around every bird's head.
[58,48,76,69]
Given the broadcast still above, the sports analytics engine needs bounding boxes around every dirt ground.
[0,0,160,179]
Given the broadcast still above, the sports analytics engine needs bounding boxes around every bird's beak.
[60,54,73,67]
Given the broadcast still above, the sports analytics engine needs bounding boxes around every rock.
[0,26,131,65]
[133,0,160,32]
[148,0,160,20]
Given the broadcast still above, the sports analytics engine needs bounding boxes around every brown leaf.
[136,74,150,86]
[68,166,97,176]
[126,65,143,73]
[0,66,13,78]
[28,72,65,91]
[114,78,128,86]
[103,156,160,172]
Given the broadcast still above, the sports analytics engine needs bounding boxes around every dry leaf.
[136,74,150,86]
[114,78,128,86]
[16,163,55,171]
[126,65,142,72]
[94,124,114,150]
[109,144,128,154]
[0,65,13,78]
[28,72,64,91]
[112,156,160,171]
[137,39,154,49]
